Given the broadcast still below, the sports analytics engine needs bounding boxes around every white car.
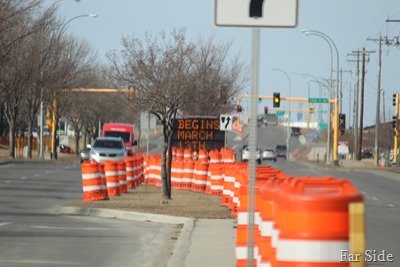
[262,148,277,162]
[90,137,127,163]
[240,145,262,164]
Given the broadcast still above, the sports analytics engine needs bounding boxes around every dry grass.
[68,184,235,219]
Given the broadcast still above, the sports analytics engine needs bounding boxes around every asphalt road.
[0,163,176,267]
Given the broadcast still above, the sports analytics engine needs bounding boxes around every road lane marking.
[31,225,115,231]
[388,204,395,207]
[0,222,12,227]
[21,176,27,180]
[0,259,80,265]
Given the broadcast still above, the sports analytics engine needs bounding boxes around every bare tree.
[108,29,247,201]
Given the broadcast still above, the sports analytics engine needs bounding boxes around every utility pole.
[382,89,386,122]
[358,48,366,161]
[347,51,361,159]
[367,34,383,167]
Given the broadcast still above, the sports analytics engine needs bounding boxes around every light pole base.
[333,160,339,166]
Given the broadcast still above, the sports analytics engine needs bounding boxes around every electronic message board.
[171,117,225,151]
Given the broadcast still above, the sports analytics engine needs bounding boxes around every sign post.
[220,114,233,148]
[215,2,298,265]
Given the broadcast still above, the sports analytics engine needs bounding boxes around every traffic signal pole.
[333,98,339,165]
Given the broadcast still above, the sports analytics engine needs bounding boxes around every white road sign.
[215,0,298,28]
[220,115,233,131]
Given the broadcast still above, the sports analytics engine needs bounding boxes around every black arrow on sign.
[249,0,264,18]
[225,117,231,129]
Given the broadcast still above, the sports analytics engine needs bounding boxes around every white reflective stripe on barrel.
[83,185,103,191]
[82,172,101,179]
[277,239,349,262]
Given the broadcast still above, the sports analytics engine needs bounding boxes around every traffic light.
[237,105,242,112]
[339,114,346,136]
[264,106,268,114]
[393,94,397,106]
[273,92,280,108]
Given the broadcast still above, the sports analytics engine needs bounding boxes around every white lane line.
[30,225,115,231]
[388,204,395,207]
[0,259,80,265]
[372,197,378,201]
[21,176,27,180]
[0,222,12,227]
[33,174,39,177]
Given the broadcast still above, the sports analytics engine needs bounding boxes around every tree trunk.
[8,121,15,159]
[27,120,33,159]
[74,133,80,156]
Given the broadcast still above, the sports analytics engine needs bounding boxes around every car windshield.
[104,131,130,142]
[276,145,286,150]
[94,140,123,149]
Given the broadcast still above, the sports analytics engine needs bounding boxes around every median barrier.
[81,162,109,202]
[118,161,127,193]
[104,160,120,197]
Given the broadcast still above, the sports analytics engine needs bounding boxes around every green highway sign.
[309,98,328,103]
[276,111,285,117]
[318,123,328,129]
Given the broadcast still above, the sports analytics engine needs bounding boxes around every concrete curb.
[57,206,195,267]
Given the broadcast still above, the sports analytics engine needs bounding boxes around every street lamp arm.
[58,14,97,41]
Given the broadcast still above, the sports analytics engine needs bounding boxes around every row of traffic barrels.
[143,155,366,266]
[81,155,145,202]
[230,166,365,267]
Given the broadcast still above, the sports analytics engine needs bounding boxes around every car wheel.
[274,158,277,162]
[284,156,287,160]
[257,159,261,164]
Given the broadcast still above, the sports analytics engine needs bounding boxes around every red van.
[102,123,137,155]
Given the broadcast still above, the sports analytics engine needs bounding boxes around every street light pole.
[270,68,291,161]
[39,0,82,160]
[302,29,340,165]
[50,13,97,159]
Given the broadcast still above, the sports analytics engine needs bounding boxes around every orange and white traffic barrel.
[104,160,121,197]
[209,150,222,163]
[98,162,109,199]
[125,157,136,189]
[182,161,195,190]
[81,162,108,202]
[192,161,209,192]
[118,161,127,193]
[175,147,184,161]
[198,149,209,162]
[276,178,364,267]
[209,164,224,196]
[171,160,184,190]
[184,148,193,162]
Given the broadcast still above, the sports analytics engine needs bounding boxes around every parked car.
[80,146,91,163]
[89,137,127,163]
[275,144,287,160]
[361,149,373,159]
[262,148,277,162]
[241,145,262,164]
[290,127,302,137]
